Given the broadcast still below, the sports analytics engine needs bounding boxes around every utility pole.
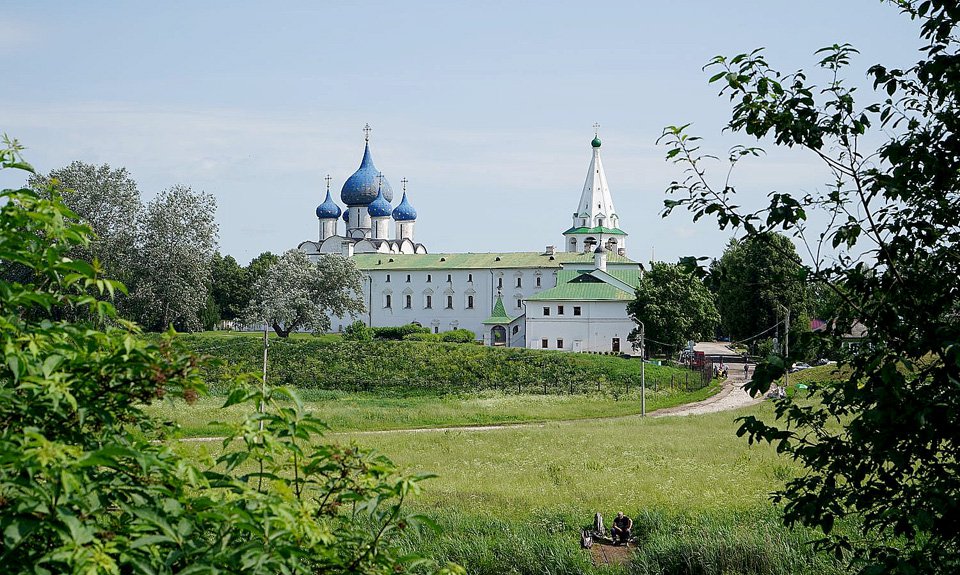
[261,327,268,432]
[783,307,790,393]
[638,320,646,416]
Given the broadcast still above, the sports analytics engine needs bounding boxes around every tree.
[210,252,250,322]
[0,138,458,575]
[712,233,810,351]
[245,249,365,338]
[659,2,960,571]
[627,261,719,355]
[132,185,219,331]
[28,161,142,283]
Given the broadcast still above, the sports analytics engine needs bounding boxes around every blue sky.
[1,1,921,264]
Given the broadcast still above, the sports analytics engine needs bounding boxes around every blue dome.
[340,142,394,206]
[342,210,349,222]
[315,190,342,219]
[367,189,393,217]
[392,191,417,221]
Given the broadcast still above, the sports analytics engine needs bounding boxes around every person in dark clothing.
[611,511,632,545]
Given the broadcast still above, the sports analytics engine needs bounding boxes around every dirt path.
[177,366,762,443]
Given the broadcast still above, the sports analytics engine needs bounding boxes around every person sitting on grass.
[610,511,632,545]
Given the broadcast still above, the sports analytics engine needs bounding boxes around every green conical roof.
[482,294,514,324]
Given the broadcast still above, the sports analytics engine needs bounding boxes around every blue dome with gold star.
[392,191,417,221]
[367,189,393,217]
[340,142,393,206]
[315,190,342,219]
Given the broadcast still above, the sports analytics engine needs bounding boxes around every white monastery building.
[299,126,642,353]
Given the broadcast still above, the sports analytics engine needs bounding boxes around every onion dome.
[342,210,349,222]
[392,191,417,221]
[367,189,393,217]
[591,136,602,148]
[340,142,394,205]
[315,190,342,219]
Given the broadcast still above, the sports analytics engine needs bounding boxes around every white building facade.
[299,127,643,353]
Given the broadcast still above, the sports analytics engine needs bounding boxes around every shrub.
[343,319,373,341]
[403,332,441,342]
[440,329,476,343]
[373,323,430,340]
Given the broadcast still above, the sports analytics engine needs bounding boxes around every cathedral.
[298,126,643,353]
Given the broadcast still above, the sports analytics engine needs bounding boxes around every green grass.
[173,400,845,575]
[148,384,720,437]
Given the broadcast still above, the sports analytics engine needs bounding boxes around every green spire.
[482,294,514,324]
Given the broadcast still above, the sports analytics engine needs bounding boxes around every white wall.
[364,267,558,338]
[525,300,635,353]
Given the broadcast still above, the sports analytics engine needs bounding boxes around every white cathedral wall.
[524,300,635,353]
[321,267,561,339]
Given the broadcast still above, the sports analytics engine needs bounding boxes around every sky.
[1,1,923,264]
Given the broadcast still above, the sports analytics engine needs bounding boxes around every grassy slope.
[169,331,706,394]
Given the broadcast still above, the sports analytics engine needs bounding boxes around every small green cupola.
[591,136,601,148]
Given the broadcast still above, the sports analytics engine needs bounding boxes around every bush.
[343,319,373,341]
[440,329,476,343]
[372,323,430,340]
[403,332,441,342]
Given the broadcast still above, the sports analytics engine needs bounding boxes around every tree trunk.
[272,321,290,338]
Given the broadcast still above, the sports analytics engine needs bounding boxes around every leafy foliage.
[627,261,719,354]
[0,138,457,575]
[244,249,365,338]
[711,234,810,352]
[171,332,698,395]
[659,2,960,571]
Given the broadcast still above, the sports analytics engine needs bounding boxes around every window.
[425,295,432,309]
[427,274,432,282]
[536,276,541,287]
[406,274,411,283]
[557,339,564,349]
[557,305,564,315]
[404,295,412,308]
[446,274,452,282]
[434,326,439,334]
[468,273,473,282]
[445,295,453,309]
[467,295,474,309]
[543,307,550,316]
[497,277,503,289]
[385,294,392,308]
[385,274,391,283]
[541,338,548,349]
[516,277,522,288]
[512,325,519,335]
[573,306,582,316]
[516,298,522,308]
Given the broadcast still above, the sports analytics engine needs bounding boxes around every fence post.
[543,381,547,395]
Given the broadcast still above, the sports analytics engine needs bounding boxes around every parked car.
[789,362,811,372]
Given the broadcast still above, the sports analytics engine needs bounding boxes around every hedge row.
[171,333,704,395]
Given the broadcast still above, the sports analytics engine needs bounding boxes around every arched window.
[467,295,474,309]
[404,294,412,309]
[384,294,392,308]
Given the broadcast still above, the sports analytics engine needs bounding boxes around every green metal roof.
[350,251,636,271]
[525,281,635,302]
[561,225,628,236]
[482,295,516,324]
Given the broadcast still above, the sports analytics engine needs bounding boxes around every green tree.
[0,137,457,575]
[627,261,719,355]
[713,233,810,351]
[245,249,365,338]
[210,252,250,322]
[132,185,219,331]
[659,2,960,571]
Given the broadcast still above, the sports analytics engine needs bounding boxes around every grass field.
[148,384,720,436]
[162,339,855,574]
[174,399,845,575]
